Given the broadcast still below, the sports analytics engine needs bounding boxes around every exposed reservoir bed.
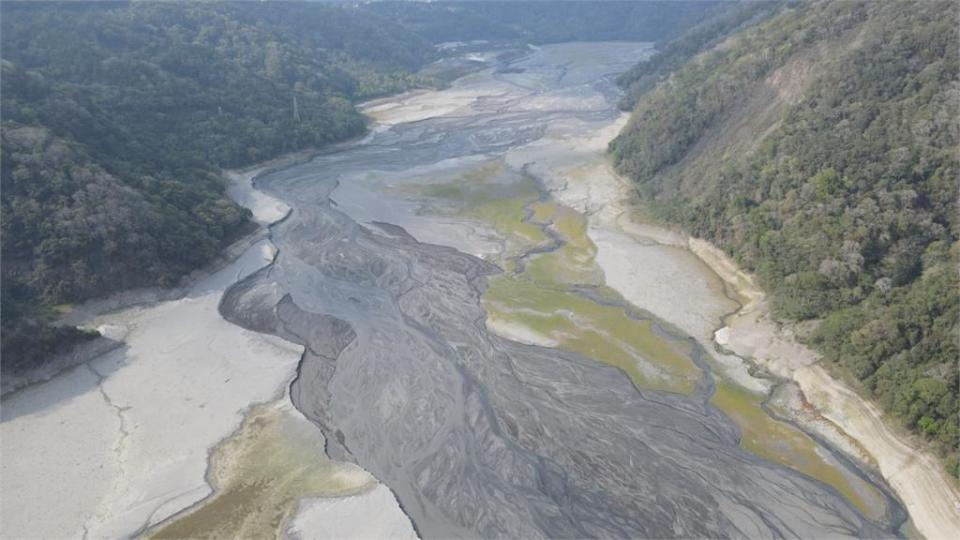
[216,42,902,537]
[1,42,929,539]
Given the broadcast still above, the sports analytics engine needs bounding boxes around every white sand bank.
[361,87,490,126]
[226,168,291,225]
[289,484,418,540]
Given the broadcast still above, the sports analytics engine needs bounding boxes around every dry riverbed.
[404,130,895,525]
[1,41,945,539]
[209,42,893,537]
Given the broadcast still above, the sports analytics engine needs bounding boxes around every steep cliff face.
[611,0,959,474]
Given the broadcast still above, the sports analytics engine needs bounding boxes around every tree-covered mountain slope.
[363,0,725,46]
[0,1,436,366]
[615,1,783,111]
[611,0,959,474]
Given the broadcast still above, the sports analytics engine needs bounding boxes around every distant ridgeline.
[611,0,960,474]
[0,2,719,372]
[363,0,727,45]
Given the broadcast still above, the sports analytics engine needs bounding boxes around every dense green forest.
[615,1,783,110]
[0,1,437,367]
[364,0,724,45]
[611,0,959,474]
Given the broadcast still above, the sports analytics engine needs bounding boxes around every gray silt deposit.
[219,43,901,538]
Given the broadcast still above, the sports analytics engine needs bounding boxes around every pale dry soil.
[1,239,300,539]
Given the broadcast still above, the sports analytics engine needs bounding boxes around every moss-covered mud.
[149,403,374,539]
[483,278,699,394]
[413,165,701,395]
[711,380,889,521]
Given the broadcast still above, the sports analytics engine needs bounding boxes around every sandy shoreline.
[702,242,960,539]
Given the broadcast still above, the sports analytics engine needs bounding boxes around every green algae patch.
[466,193,547,250]
[422,183,465,199]
[529,201,556,222]
[410,164,549,262]
[523,201,600,285]
[408,157,881,522]
[420,163,504,200]
[484,275,700,395]
[149,404,373,540]
[711,380,888,521]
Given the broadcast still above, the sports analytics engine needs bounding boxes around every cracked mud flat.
[219,42,903,538]
[0,239,304,538]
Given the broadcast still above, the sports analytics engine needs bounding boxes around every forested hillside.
[615,1,782,110]
[364,0,724,45]
[611,0,959,473]
[0,1,436,366]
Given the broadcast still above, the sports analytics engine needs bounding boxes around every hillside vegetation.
[615,1,783,111]
[0,1,436,365]
[365,0,724,46]
[611,0,959,474]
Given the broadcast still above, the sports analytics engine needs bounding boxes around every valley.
[2,39,954,540]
